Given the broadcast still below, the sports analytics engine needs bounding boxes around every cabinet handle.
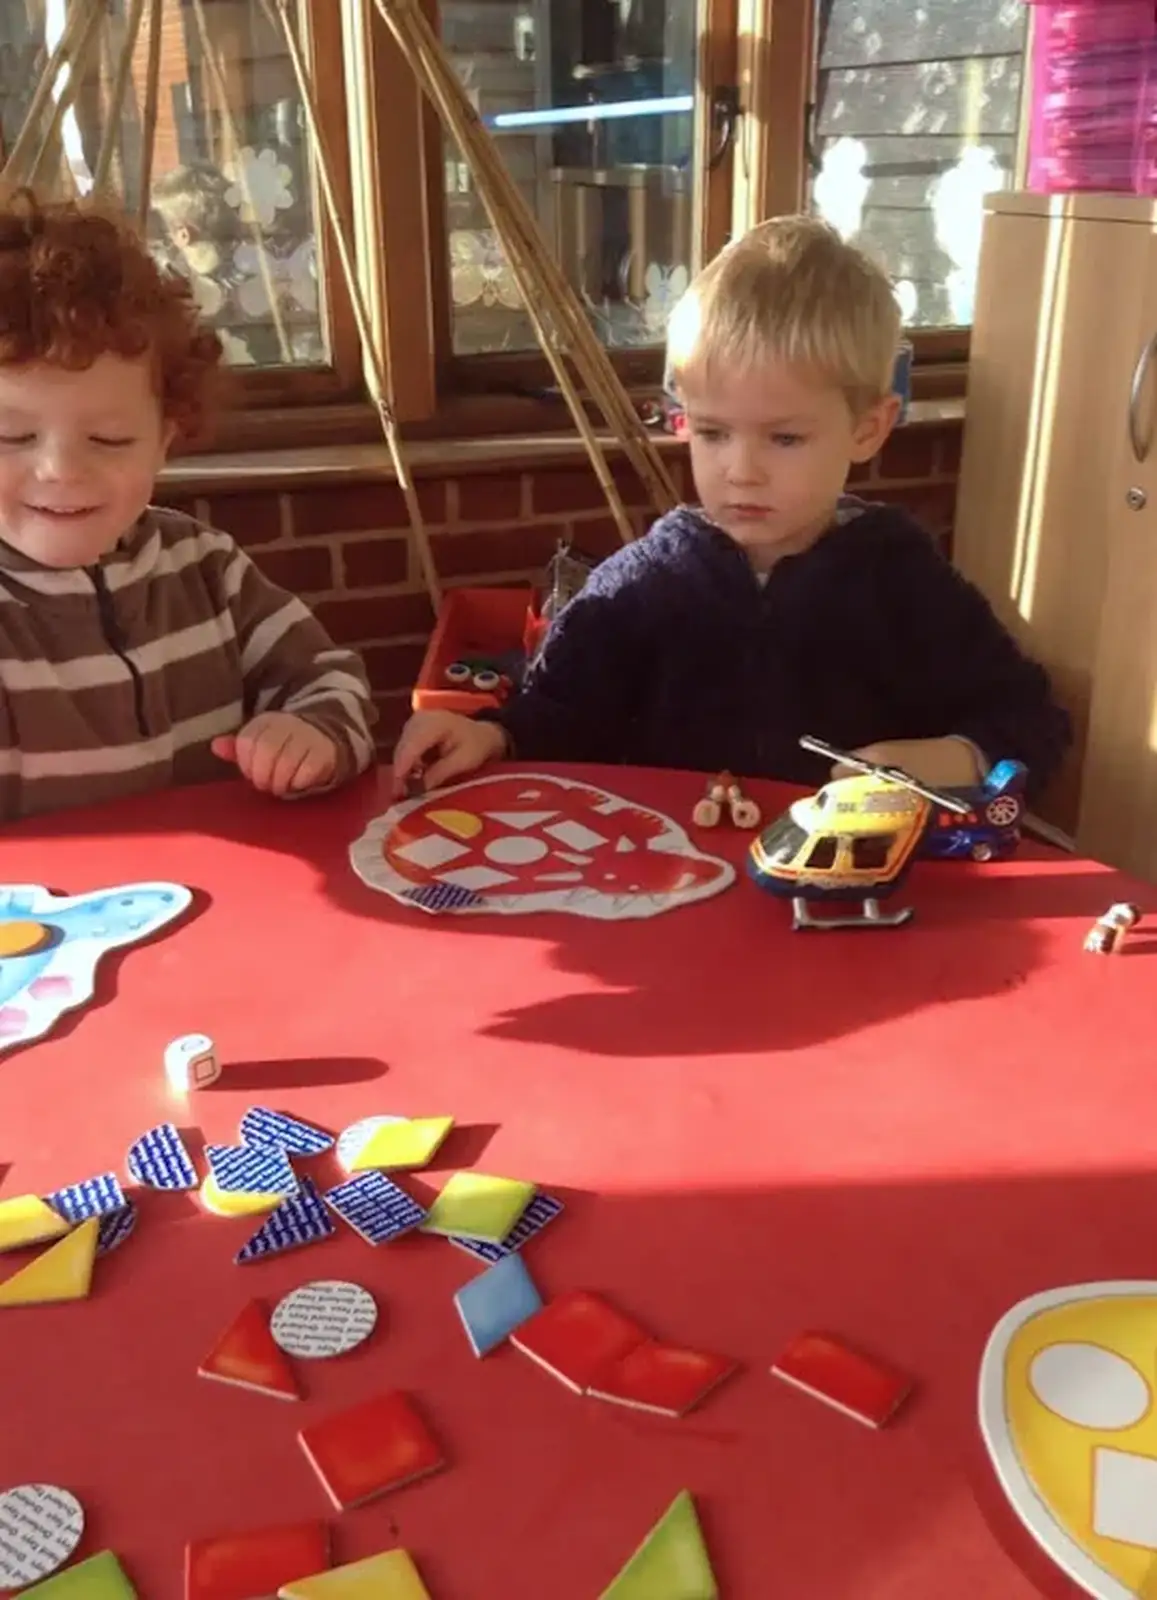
[1129,332,1157,461]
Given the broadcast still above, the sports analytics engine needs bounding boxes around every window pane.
[0,0,327,369]
[442,0,697,355]
[810,0,1028,328]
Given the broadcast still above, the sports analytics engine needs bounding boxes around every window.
[809,0,1029,330]
[805,836,839,869]
[0,0,357,405]
[851,834,893,870]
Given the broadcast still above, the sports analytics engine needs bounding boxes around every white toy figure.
[1084,902,1141,955]
[165,1032,220,1090]
[692,771,761,830]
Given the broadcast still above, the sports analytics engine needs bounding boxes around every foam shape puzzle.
[46,1171,126,1223]
[206,1142,298,1198]
[239,1107,334,1157]
[587,1341,737,1417]
[448,1191,564,1265]
[271,1281,378,1360]
[298,1391,444,1510]
[349,773,735,920]
[127,1123,198,1190]
[335,1115,404,1173]
[22,1550,137,1597]
[201,1174,283,1218]
[97,1202,137,1257]
[0,1194,70,1253]
[235,1179,335,1264]
[0,1484,84,1587]
[772,1331,912,1428]
[0,1216,99,1307]
[599,1490,718,1600]
[455,1253,543,1357]
[186,1520,329,1600]
[323,1173,426,1244]
[511,1290,648,1393]
[279,1549,431,1599]
[421,1172,536,1243]
[165,1033,220,1091]
[198,1300,300,1401]
[0,882,191,1054]
[346,1117,454,1174]
[977,1280,1157,1599]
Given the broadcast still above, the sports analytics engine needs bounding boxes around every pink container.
[1025,0,1157,193]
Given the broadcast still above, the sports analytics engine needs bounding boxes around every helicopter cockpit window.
[851,834,894,870]
[805,837,838,869]
[757,816,810,866]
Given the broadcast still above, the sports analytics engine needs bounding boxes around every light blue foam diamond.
[454,1253,544,1356]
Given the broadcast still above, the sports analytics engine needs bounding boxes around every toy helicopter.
[747,736,974,931]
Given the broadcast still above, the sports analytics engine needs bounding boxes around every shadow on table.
[202,1055,388,1091]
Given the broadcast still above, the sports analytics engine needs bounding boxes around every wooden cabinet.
[954,191,1157,880]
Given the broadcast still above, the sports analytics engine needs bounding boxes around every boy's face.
[680,360,898,567]
[0,353,174,569]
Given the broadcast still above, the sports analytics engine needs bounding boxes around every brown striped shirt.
[0,506,376,821]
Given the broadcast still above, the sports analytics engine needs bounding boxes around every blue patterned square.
[455,1253,543,1356]
[126,1123,197,1191]
[239,1106,334,1157]
[97,1202,137,1257]
[324,1172,427,1244]
[234,1178,335,1264]
[404,883,483,912]
[205,1142,297,1196]
[448,1191,563,1264]
[46,1171,126,1224]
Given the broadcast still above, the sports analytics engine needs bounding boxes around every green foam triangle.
[23,1551,137,1597]
[599,1490,718,1600]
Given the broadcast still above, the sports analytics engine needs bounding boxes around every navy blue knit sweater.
[483,502,1071,795]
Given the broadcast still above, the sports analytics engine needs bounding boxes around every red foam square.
[771,1331,912,1428]
[510,1289,649,1393]
[198,1299,300,1401]
[185,1520,328,1600]
[587,1339,738,1416]
[298,1390,445,1510]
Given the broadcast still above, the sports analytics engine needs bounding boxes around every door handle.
[1129,332,1157,461]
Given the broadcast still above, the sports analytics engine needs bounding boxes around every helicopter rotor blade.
[799,735,972,815]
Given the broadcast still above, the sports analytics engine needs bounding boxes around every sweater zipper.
[88,566,149,738]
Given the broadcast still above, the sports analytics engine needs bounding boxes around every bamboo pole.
[266,0,442,611]
[93,0,149,196]
[26,0,107,192]
[137,0,163,224]
[0,0,92,195]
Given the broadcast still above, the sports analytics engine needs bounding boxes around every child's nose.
[35,443,85,483]
[726,443,766,485]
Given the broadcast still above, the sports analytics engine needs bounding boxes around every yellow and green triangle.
[0,1216,98,1306]
[599,1491,718,1600]
[23,1550,136,1596]
[279,1548,430,1598]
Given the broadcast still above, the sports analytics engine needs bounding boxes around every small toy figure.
[1084,902,1141,955]
[692,771,762,830]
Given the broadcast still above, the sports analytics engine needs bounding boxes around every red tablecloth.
[0,765,1151,1598]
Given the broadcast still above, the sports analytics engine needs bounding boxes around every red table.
[0,764,1151,1599]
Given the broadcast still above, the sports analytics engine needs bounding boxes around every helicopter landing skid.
[791,897,914,931]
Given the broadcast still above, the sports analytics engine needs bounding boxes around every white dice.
[164,1033,220,1091]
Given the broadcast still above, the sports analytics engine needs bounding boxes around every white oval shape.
[1029,1341,1150,1430]
[0,1484,84,1586]
[485,835,549,866]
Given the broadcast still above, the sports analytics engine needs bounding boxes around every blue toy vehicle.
[919,759,1027,863]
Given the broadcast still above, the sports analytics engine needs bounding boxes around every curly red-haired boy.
[0,191,374,820]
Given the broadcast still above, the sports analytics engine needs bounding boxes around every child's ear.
[849,394,900,463]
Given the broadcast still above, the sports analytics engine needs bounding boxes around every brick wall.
[159,420,961,754]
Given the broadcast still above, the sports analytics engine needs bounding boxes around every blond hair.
[666,216,901,414]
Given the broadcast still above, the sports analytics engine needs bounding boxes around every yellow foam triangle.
[0,1193,71,1253]
[23,1550,136,1597]
[0,1216,98,1306]
[349,1116,455,1173]
[421,1170,536,1243]
[278,1549,430,1599]
[599,1491,718,1600]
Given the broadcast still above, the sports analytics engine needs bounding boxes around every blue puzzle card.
[324,1172,427,1245]
[97,1202,137,1257]
[234,1177,335,1264]
[205,1142,298,1196]
[239,1106,334,1157]
[126,1122,197,1191]
[454,1253,543,1356]
[46,1171,126,1224]
[448,1191,564,1265]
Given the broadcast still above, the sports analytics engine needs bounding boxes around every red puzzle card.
[298,1390,445,1510]
[198,1299,300,1401]
[510,1290,649,1393]
[587,1339,738,1417]
[185,1520,328,1600]
[771,1331,912,1428]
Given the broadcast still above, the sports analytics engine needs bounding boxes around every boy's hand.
[392,711,508,796]
[832,737,984,789]
[212,712,338,797]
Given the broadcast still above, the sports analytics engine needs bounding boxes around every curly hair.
[0,189,224,441]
